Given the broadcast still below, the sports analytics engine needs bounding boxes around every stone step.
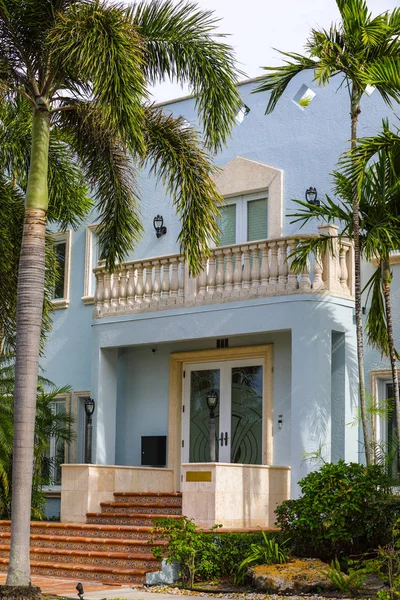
[101,502,182,516]
[87,512,183,527]
[0,557,150,585]
[0,521,159,541]
[0,546,159,570]
[114,492,182,507]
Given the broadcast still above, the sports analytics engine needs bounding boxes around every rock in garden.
[249,558,337,594]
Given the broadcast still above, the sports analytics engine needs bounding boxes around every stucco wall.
[114,331,292,468]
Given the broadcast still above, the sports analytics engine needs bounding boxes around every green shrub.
[151,517,281,587]
[275,461,400,560]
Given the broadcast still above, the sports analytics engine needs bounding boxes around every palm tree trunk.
[6,109,50,590]
[350,87,373,465]
[381,257,400,470]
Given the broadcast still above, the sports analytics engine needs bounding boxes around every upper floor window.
[51,231,71,309]
[218,192,268,247]
[82,224,100,304]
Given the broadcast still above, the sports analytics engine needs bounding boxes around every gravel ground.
[143,585,352,599]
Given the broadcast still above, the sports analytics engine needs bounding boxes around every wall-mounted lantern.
[84,397,95,464]
[305,187,320,206]
[206,390,219,462]
[153,214,167,238]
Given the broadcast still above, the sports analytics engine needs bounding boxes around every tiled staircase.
[0,492,182,585]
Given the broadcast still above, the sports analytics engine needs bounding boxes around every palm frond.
[141,105,223,275]
[57,100,142,269]
[49,0,146,151]
[130,0,242,152]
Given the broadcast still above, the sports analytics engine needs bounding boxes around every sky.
[120,0,399,103]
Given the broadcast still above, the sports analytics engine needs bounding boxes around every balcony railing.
[93,225,353,319]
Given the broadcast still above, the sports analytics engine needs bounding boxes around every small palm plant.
[235,531,289,584]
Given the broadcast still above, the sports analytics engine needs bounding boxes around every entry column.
[91,347,118,465]
[291,325,332,496]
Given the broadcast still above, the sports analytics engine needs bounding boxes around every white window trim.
[82,224,100,305]
[51,230,71,310]
[370,369,400,457]
[212,156,283,239]
[43,392,71,491]
[219,191,268,246]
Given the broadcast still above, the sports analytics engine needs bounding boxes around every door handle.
[224,432,229,446]
[219,433,224,446]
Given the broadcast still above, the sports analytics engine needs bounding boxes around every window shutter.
[218,204,236,246]
[247,198,268,241]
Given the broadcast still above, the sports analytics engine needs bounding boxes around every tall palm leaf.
[0,0,241,590]
[253,0,400,465]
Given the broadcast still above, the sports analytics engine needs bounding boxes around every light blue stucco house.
[42,75,399,527]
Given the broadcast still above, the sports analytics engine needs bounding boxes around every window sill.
[42,486,62,497]
[81,295,94,306]
[51,298,69,310]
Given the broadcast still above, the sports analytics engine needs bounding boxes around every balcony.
[93,225,353,319]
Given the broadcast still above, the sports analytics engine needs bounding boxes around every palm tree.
[253,0,400,465]
[0,362,74,520]
[0,0,241,591]
[289,136,400,464]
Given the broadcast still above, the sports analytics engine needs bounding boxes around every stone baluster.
[170,257,179,297]
[313,249,324,291]
[161,259,170,298]
[135,263,144,304]
[250,244,260,290]
[269,242,279,290]
[143,262,152,302]
[286,239,299,292]
[103,270,111,313]
[242,246,251,289]
[207,254,216,296]
[94,269,104,316]
[299,257,311,290]
[110,270,120,311]
[339,244,350,294]
[232,247,242,293]
[126,264,135,308]
[215,250,225,293]
[178,256,185,297]
[119,266,127,307]
[259,243,270,290]
[277,240,288,292]
[197,262,207,297]
[153,260,161,300]
[223,248,233,293]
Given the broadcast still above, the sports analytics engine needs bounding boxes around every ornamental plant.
[275,460,400,560]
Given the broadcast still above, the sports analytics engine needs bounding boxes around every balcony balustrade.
[93,225,353,319]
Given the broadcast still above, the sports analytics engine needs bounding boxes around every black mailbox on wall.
[141,435,167,467]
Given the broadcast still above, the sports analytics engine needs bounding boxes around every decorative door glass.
[231,366,263,464]
[189,369,220,463]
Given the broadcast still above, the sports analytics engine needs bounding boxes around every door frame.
[168,345,273,491]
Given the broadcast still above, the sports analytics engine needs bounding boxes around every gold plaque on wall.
[185,471,212,482]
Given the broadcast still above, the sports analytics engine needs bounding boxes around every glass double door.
[181,359,264,464]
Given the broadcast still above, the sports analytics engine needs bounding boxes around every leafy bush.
[151,517,281,587]
[275,461,400,560]
[324,558,367,593]
[235,530,289,584]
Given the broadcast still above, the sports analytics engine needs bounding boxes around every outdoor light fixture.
[206,390,218,463]
[153,214,167,238]
[76,582,84,599]
[305,187,320,206]
[206,389,218,416]
[84,397,95,464]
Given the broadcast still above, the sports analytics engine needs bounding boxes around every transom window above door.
[217,192,268,247]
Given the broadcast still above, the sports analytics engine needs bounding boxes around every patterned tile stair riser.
[0,492,182,585]
[86,513,183,527]
[0,547,159,570]
[101,503,182,515]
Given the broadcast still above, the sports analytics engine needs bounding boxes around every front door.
[181,358,264,464]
